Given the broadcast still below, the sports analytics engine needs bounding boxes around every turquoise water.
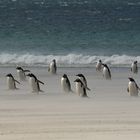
[0,0,140,65]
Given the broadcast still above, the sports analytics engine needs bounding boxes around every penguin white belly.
[61,78,69,92]
[17,70,26,81]
[50,63,55,73]
[7,77,15,89]
[75,82,83,96]
[129,82,138,96]
[29,78,38,92]
[131,64,137,73]
[96,63,102,71]
[103,68,110,79]
[80,88,85,97]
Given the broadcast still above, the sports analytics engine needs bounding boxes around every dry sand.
[0,66,140,140]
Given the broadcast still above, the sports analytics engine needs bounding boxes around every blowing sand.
[0,66,140,140]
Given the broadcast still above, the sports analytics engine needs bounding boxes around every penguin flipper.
[133,81,140,90]
[24,70,30,72]
[136,66,138,73]
[81,88,88,97]
[86,87,91,91]
[136,84,140,91]
[127,87,129,92]
[38,80,44,85]
[54,64,57,72]
[14,80,20,84]
[48,67,50,72]
[108,70,112,79]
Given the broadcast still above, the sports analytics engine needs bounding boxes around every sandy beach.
[0,66,140,140]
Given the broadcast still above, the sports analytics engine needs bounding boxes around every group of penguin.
[6,59,57,93]
[96,60,140,96]
[62,60,140,97]
[6,59,90,97]
[6,67,44,93]
[6,59,140,97]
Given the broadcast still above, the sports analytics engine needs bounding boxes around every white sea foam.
[0,53,139,67]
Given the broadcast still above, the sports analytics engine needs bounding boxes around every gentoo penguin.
[102,64,111,80]
[131,61,138,74]
[74,79,88,97]
[96,60,102,72]
[26,73,44,93]
[127,77,140,96]
[16,66,30,81]
[6,73,20,90]
[48,59,57,74]
[76,74,90,91]
[61,74,72,93]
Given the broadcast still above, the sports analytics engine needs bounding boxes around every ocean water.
[0,0,140,66]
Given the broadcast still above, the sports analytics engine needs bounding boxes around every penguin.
[96,59,102,72]
[131,61,138,74]
[76,74,90,91]
[74,79,88,97]
[61,74,72,93]
[6,73,20,90]
[102,64,111,80]
[16,66,30,81]
[26,73,44,93]
[127,77,140,96]
[48,59,57,74]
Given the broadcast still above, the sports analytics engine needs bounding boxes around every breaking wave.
[0,53,139,67]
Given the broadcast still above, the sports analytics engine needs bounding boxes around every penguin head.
[6,73,13,78]
[53,59,56,63]
[63,74,67,78]
[74,79,84,85]
[27,73,34,77]
[99,60,102,63]
[128,77,135,82]
[74,79,84,87]
[16,67,23,70]
[76,74,84,78]
[134,61,137,64]
[27,73,37,81]
[26,73,32,77]
[74,79,82,83]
